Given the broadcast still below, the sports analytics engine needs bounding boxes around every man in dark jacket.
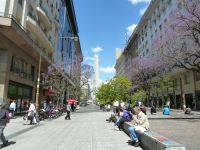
[0,103,10,147]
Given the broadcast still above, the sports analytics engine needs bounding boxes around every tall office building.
[0,0,82,113]
[93,54,99,89]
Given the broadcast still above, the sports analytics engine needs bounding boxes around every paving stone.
[2,104,142,150]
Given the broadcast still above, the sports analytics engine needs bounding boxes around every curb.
[148,117,200,120]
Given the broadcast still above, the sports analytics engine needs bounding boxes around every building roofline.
[65,0,83,61]
[123,0,159,53]
[65,0,78,35]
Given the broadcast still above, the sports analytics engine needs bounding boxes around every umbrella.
[66,99,78,103]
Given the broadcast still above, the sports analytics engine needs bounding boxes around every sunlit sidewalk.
[2,106,142,150]
[4,116,42,140]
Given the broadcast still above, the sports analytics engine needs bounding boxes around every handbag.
[27,115,33,120]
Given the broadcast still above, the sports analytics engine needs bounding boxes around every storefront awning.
[43,88,58,96]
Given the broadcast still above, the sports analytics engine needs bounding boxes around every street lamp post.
[35,49,42,110]
[59,36,78,41]
[34,35,78,109]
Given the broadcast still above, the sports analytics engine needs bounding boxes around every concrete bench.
[111,115,185,150]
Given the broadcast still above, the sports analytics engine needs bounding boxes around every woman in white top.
[28,103,36,124]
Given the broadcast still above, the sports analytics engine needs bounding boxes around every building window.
[10,56,35,81]
[159,24,162,31]
[18,0,23,6]
[162,5,166,12]
[184,74,190,84]
[158,14,161,20]
[56,2,58,9]
[8,83,32,114]
[154,19,156,26]
[145,41,148,46]
[174,79,179,89]
[51,4,53,13]
[196,72,200,81]
[145,32,147,37]
[177,2,182,9]
[168,0,172,5]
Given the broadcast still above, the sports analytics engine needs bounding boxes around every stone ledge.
[111,115,186,150]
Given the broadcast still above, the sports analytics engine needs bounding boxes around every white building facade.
[117,0,200,110]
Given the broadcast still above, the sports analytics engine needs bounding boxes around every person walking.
[48,101,53,118]
[71,103,75,112]
[28,102,37,124]
[9,100,16,118]
[65,103,71,120]
[113,100,119,114]
[0,103,10,147]
[128,107,149,147]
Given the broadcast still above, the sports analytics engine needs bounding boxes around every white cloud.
[140,6,148,15]
[87,63,94,67]
[126,23,137,37]
[92,46,103,53]
[84,56,94,61]
[100,65,115,74]
[128,0,151,5]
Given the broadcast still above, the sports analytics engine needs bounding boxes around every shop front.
[41,88,59,108]
[196,91,200,110]
[7,82,33,114]
[185,93,193,109]
[175,95,181,109]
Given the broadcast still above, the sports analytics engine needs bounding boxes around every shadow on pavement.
[0,141,16,149]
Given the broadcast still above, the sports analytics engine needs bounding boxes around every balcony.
[54,19,59,30]
[26,16,54,54]
[36,6,51,31]
[16,3,22,21]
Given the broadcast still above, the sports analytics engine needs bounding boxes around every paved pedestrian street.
[149,119,200,150]
[2,105,142,150]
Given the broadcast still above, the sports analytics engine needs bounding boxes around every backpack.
[123,110,132,121]
[0,109,6,120]
[127,111,133,120]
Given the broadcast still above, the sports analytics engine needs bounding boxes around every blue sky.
[73,0,151,83]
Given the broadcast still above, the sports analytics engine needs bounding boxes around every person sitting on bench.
[128,107,149,147]
[163,105,170,115]
[114,108,132,131]
[185,106,191,114]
